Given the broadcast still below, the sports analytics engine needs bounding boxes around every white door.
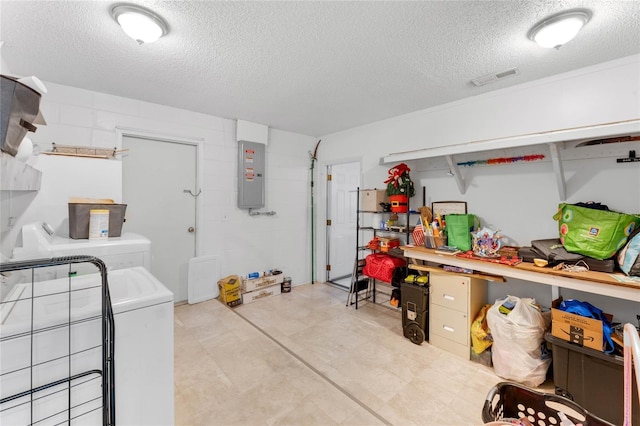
[122,135,198,303]
[326,162,360,285]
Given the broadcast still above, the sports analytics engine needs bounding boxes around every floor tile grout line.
[230,303,393,426]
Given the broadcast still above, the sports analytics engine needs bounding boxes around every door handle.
[188,227,195,233]
[183,189,201,197]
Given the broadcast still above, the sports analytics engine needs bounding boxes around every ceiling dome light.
[111,4,169,45]
[528,9,591,49]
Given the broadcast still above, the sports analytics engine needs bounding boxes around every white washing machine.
[0,266,174,425]
[11,223,151,281]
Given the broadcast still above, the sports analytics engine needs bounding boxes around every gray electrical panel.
[237,140,265,209]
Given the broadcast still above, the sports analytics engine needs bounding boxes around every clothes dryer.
[11,223,151,281]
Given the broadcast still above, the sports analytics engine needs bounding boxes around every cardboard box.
[360,189,388,212]
[379,237,400,252]
[551,308,606,352]
[241,274,284,293]
[242,284,281,304]
[218,275,242,307]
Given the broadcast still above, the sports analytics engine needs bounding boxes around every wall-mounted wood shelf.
[381,119,640,200]
[1,152,41,191]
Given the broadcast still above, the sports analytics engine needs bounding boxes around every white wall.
[317,55,640,322]
[4,155,122,237]
[1,82,317,292]
[0,45,10,75]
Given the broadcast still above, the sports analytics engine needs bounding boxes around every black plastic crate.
[545,333,639,426]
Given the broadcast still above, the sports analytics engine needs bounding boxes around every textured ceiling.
[1,1,639,137]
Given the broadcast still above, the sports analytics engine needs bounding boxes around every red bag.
[362,253,406,283]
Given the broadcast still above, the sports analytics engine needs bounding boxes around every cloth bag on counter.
[553,203,640,260]
[486,295,551,387]
[445,214,478,251]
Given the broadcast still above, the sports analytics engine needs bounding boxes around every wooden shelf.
[381,119,640,200]
[401,245,640,301]
[407,262,505,283]
[1,152,41,191]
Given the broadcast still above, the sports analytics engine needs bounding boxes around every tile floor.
[173,283,549,425]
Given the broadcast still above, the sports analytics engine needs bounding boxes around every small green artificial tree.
[385,163,415,197]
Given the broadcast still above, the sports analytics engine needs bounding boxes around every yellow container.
[218,275,241,307]
[88,209,109,239]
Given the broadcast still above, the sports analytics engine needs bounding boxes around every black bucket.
[281,277,292,293]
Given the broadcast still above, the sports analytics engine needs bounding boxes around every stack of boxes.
[241,273,284,304]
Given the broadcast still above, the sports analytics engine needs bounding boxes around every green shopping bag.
[553,203,640,260]
[445,214,478,251]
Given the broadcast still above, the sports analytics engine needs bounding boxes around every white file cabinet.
[429,272,487,359]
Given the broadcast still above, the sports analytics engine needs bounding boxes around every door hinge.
[327,174,332,181]
[326,264,331,271]
[326,219,331,226]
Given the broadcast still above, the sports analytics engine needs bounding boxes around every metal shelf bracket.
[445,155,466,194]
[548,142,566,201]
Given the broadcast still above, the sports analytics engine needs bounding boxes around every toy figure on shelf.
[472,227,503,257]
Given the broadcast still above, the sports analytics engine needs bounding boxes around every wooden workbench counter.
[401,245,640,302]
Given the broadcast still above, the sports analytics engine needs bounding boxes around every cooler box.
[545,333,638,426]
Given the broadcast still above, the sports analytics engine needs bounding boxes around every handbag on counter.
[531,238,583,263]
[524,238,616,272]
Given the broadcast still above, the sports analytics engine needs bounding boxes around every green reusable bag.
[553,203,640,260]
[445,214,478,251]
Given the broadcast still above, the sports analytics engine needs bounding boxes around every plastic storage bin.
[69,203,127,239]
[545,333,639,426]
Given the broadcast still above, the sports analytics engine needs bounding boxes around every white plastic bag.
[486,295,551,387]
